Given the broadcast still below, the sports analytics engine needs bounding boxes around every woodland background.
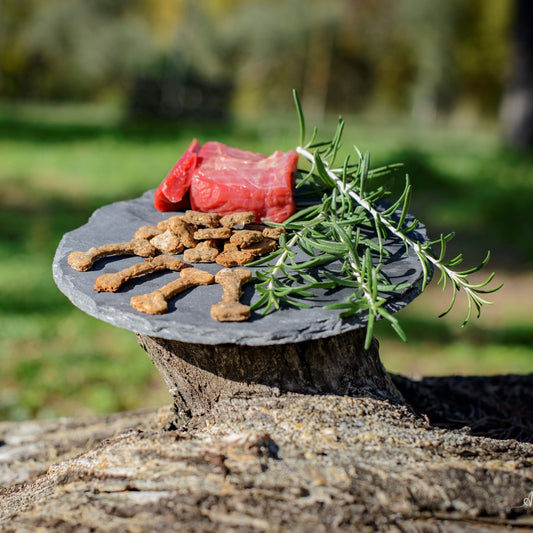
[1,0,532,420]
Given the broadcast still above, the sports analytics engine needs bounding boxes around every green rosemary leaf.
[323,301,357,310]
[284,297,312,309]
[247,248,287,267]
[301,236,346,255]
[376,281,411,292]
[295,254,338,271]
[314,152,336,188]
[324,118,344,166]
[396,176,412,231]
[250,291,270,311]
[368,162,404,178]
[378,307,407,343]
[402,218,420,235]
[292,89,306,147]
[365,313,375,349]
[359,151,370,198]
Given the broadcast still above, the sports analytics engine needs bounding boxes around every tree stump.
[136,329,404,424]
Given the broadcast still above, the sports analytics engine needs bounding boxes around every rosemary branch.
[295,145,498,325]
[251,91,501,347]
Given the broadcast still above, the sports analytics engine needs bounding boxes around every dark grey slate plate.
[53,190,430,346]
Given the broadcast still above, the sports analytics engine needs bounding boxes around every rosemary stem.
[266,231,302,292]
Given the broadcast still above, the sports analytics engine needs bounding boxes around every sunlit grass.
[1,101,531,421]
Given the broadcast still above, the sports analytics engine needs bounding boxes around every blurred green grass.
[1,102,532,421]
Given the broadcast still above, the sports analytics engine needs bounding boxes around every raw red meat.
[153,188,191,211]
[154,139,199,210]
[154,140,298,223]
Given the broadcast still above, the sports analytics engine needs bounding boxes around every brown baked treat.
[244,224,286,240]
[166,216,197,248]
[240,236,277,255]
[211,268,252,322]
[156,218,170,231]
[133,225,163,241]
[183,240,220,263]
[193,227,232,240]
[67,239,157,272]
[262,226,286,240]
[156,215,188,231]
[94,255,186,292]
[183,210,221,228]
[150,230,184,254]
[243,223,266,232]
[215,243,257,267]
[219,212,255,228]
[210,301,251,322]
[215,267,252,303]
[130,268,214,315]
[229,229,263,247]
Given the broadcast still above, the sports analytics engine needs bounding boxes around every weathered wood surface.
[1,373,533,532]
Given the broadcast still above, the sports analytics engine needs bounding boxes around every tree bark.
[136,329,404,425]
[1,326,532,530]
[1,375,532,531]
[501,0,533,148]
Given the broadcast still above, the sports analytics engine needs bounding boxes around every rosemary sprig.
[251,90,501,347]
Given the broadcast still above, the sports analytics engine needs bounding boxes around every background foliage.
[1,0,532,421]
[0,0,513,120]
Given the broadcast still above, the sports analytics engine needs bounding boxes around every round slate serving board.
[53,190,430,346]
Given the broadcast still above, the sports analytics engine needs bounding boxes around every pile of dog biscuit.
[67,210,284,322]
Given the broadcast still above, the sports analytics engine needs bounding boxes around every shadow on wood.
[393,373,533,443]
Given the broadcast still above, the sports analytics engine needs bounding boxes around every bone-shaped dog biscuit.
[183,240,220,263]
[94,255,186,292]
[133,225,163,240]
[183,210,221,228]
[210,267,252,322]
[194,227,232,240]
[215,243,256,267]
[244,224,286,240]
[150,229,184,254]
[219,212,255,228]
[229,229,263,247]
[130,267,214,315]
[167,216,198,248]
[68,239,157,272]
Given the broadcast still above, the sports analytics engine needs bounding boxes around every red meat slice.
[190,142,298,223]
[154,140,298,223]
[154,139,199,211]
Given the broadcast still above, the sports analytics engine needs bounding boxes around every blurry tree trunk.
[501,0,533,149]
[302,25,334,125]
[408,3,458,124]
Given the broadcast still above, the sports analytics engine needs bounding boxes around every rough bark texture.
[1,378,533,532]
[1,332,532,531]
[136,330,404,424]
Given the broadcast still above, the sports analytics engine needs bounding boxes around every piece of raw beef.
[154,140,298,223]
